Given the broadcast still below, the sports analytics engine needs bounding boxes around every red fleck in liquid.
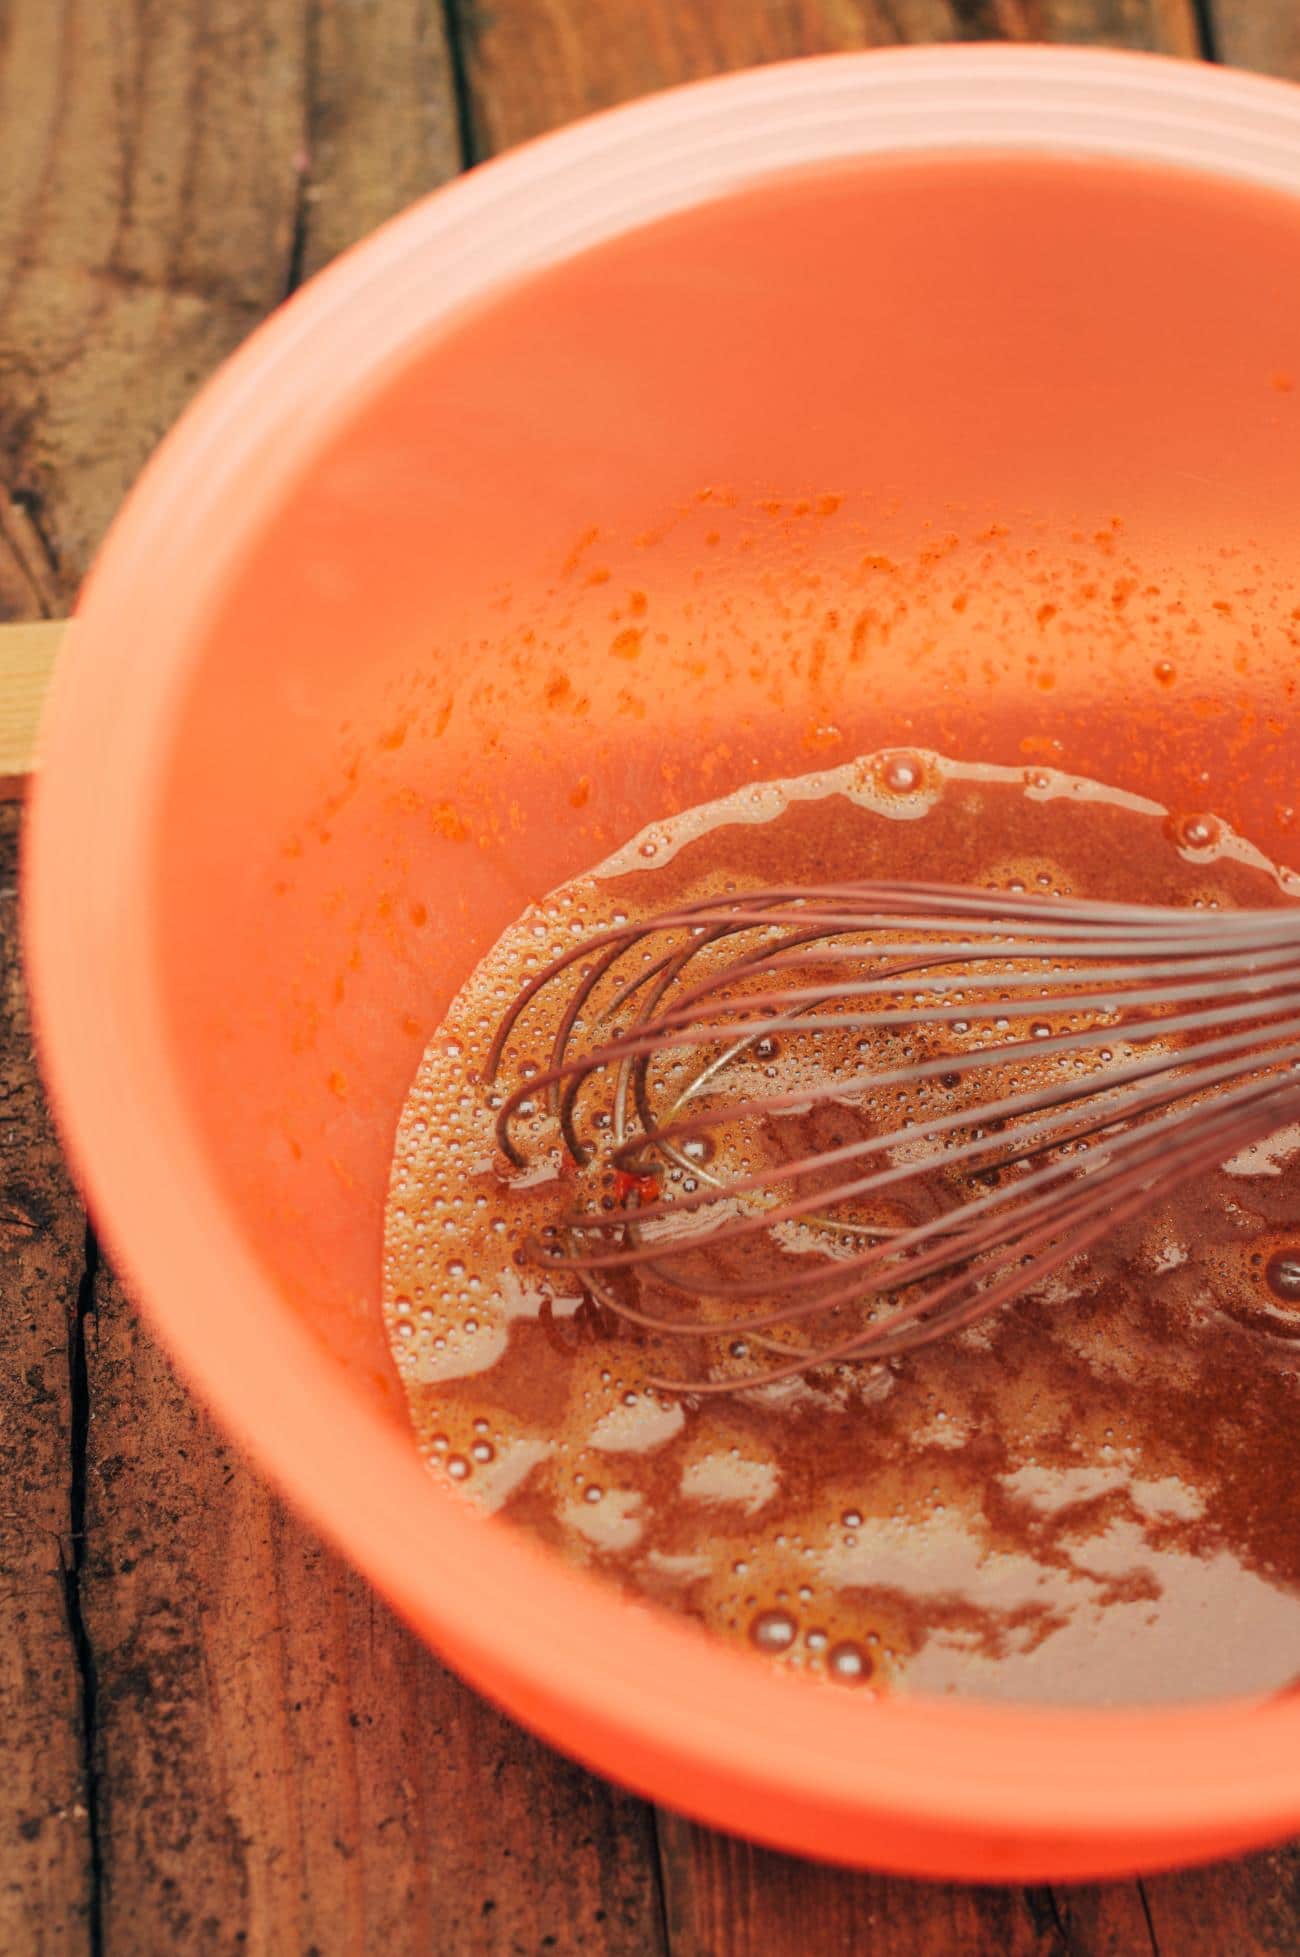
[613,1169,661,1209]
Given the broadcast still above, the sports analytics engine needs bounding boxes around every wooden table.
[4,4,1300,1951]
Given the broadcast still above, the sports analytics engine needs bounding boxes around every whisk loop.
[484,883,1300,1392]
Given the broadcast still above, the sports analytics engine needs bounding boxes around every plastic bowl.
[25,46,1300,1878]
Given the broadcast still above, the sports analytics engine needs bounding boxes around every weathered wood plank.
[0,0,458,622]
[0,13,313,1937]
[0,2,666,1949]
[657,1815,1300,1957]
[654,1811,1072,1957]
[0,805,93,1955]
[0,0,309,612]
[297,0,463,283]
[1207,4,1300,75]
[655,1812,1175,1957]
[1138,1849,1300,1956]
[83,1266,666,1955]
[456,0,1200,159]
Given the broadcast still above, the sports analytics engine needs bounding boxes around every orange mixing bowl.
[25,47,1300,1877]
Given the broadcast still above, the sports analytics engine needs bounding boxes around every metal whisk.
[485,884,1300,1392]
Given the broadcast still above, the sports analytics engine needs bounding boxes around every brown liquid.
[384,754,1300,1705]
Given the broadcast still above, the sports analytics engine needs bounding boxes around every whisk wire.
[485,881,1300,1390]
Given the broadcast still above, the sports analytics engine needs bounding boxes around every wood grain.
[0,0,312,617]
[455,0,1201,158]
[653,1812,1072,1957]
[0,493,61,626]
[0,0,461,625]
[656,1815,1300,1957]
[1209,6,1300,77]
[1139,1849,1300,1956]
[296,0,462,283]
[0,805,93,1956]
[83,1265,665,1955]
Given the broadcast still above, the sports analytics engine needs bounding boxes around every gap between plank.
[282,0,322,301]
[441,0,481,168]
[65,1223,103,1957]
[1192,0,1222,62]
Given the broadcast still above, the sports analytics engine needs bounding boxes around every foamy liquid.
[383,752,1300,1704]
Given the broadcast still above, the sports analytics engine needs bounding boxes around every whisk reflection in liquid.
[484,885,1300,1392]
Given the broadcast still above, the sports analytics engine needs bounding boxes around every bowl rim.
[25,42,1300,1866]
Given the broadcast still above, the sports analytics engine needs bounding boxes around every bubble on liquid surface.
[880,752,924,794]
[1177,813,1220,853]
[827,1640,873,1685]
[1266,1251,1300,1306]
[749,1607,798,1653]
